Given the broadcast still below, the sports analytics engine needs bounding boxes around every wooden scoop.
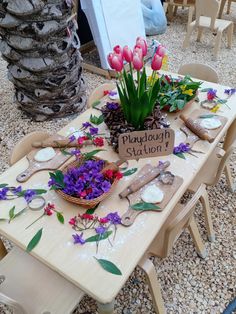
[179,114,214,143]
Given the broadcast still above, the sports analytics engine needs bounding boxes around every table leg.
[218,0,227,18]
[97,300,115,314]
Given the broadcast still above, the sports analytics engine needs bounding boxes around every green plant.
[158,75,202,112]
[117,68,162,129]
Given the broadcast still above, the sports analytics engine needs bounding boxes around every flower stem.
[25,213,45,230]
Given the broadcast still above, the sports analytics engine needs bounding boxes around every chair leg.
[183,24,195,49]
[188,217,207,259]
[227,23,234,48]
[138,257,165,314]
[227,0,232,14]
[200,190,215,242]
[187,6,194,31]
[224,162,235,192]
[167,4,174,21]
[218,0,227,18]
[197,27,204,42]
[173,5,178,16]
[0,239,7,260]
[97,301,115,314]
[213,30,222,59]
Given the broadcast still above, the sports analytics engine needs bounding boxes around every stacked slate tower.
[0,0,86,121]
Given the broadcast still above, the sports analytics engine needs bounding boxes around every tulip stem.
[129,62,133,77]
[137,71,140,97]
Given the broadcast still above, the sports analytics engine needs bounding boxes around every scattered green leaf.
[199,114,216,119]
[92,100,101,108]
[94,257,122,276]
[90,114,104,125]
[49,170,65,190]
[85,204,99,215]
[61,149,73,156]
[0,218,8,222]
[131,202,161,211]
[8,206,15,222]
[217,99,227,104]
[26,228,43,252]
[85,231,112,243]
[174,152,186,159]
[122,168,138,176]
[17,189,47,197]
[0,184,8,188]
[56,212,64,224]
[83,149,105,160]
[200,88,212,92]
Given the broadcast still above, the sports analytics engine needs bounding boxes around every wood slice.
[121,164,183,226]
[16,135,72,183]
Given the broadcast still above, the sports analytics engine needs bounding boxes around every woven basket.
[56,157,119,209]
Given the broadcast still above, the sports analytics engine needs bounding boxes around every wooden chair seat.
[191,16,232,30]
[0,247,84,314]
[178,62,219,83]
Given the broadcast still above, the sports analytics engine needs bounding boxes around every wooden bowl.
[56,157,119,209]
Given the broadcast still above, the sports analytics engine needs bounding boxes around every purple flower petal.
[72,233,85,245]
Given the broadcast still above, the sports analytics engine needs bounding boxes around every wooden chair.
[226,0,236,14]
[183,0,234,59]
[178,63,219,83]
[0,246,85,314]
[164,0,196,29]
[87,83,116,108]
[10,131,50,165]
[148,184,207,259]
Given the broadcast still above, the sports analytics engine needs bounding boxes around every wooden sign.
[118,128,175,160]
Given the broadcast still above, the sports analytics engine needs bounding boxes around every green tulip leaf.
[26,228,43,252]
[131,202,161,211]
[94,257,122,276]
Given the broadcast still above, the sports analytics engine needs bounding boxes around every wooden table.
[0,72,235,313]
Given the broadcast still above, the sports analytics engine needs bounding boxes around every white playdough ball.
[34,147,56,162]
[141,185,164,203]
[200,118,222,130]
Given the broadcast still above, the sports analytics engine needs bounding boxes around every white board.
[81,0,146,69]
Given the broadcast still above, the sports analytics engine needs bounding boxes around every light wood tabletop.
[0,71,235,308]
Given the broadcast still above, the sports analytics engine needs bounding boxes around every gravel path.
[0,5,235,314]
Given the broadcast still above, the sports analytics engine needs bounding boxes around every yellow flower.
[182,89,194,96]
[211,104,221,113]
[148,73,159,85]
[180,85,186,91]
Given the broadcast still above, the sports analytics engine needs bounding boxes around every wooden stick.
[179,114,214,143]
[32,139,93,148]
[119,161,170,199]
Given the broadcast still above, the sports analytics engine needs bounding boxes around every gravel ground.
[0,4,236,314]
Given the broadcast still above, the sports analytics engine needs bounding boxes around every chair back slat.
[195,0,220,30]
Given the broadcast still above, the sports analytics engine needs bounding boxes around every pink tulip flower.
[156,45,166,57]
[151,54,163,71]
[136,37,148,57]
[123,45,133,63]
[113,45,123,55]
[111,54,124,72]
[134,45,143,59]
[107,52,115,69]
[133,53,143,71]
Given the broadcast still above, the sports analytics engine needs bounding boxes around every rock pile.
[0,0,86,121]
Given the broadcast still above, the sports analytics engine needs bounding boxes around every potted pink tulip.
[101,38,170,151]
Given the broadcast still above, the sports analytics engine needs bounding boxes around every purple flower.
[95,226,107,235]
[106,102,119,110]
[101,180,111,193]
[109,91,117,96]
[82,122,92,129]
[71,149,81,157]
[0,188,8,200]
[207,89,217,101]
[23,190,36,203]
[106,212,121,225]
[224,88,236,96]
[13,186,22,195]
[72,233,85,245]
[69,135,76,142]
[89,127,98,135]
[173,143,190,154]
